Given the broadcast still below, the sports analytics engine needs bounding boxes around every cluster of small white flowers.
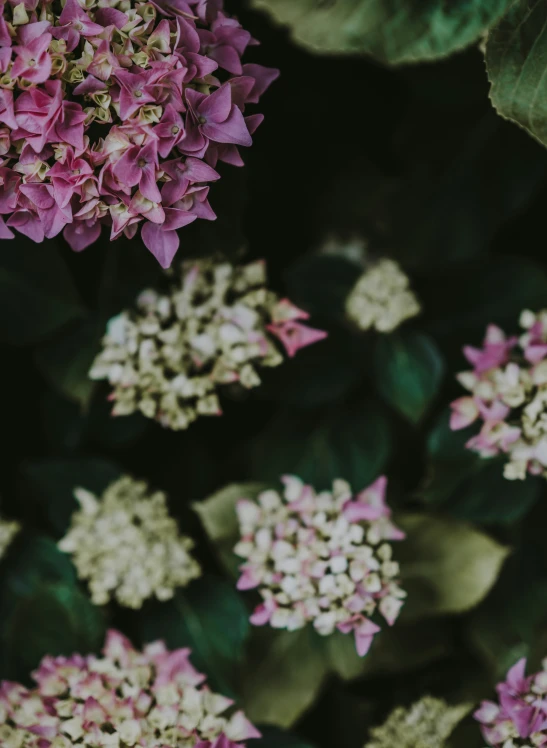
[58,476,201,608]
[345,258,421,333]
[365,697,471,748]
[234,475,406,657]
[0,516,20,561]
[89,258,326,431]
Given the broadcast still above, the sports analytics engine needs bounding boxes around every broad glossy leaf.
[251,0,514,63]
[397,513,510,619]
[325,618,454,681]
[0,241,84,345]
[424,410,540,524]
[2,582,105,679]
[138,576,250,697]
[34,317,102,407]
[257,726,317,747]
[425,256,547,337]
[21,458,124,535]
[240,628,328,728]
[285,254,361,323]
[263,330,365,409]
[486,0,547,148]
[251,401,392,492]
[194,483,267,575]
[374,331,444,423]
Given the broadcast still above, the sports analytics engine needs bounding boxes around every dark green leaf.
[20,458,124,535]
[424,410,541,524]
[401,115,547,267]
[2,582,105,680]
[0,533,76,648]
[251,401,392,491]
[250,0,514,63]
[264,330,365,409]
[0,241,84,345]
[34,317,102,407]
[257,726,317,748]
[285,254,361,323]
[138,576,250,697]
[374,330,444,423]
[486,0,547,148]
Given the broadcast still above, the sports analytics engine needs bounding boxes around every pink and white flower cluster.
[475,657,547,746]
[234,475,406,657]
[0,0,277,266]
[90,258,327,430]
[450,311,547,480]
[0,629,260,747]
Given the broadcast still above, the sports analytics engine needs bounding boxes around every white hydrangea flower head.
[58,476,201,608]
[365,696,471,748]
[346,258,421,333]
[234,475,406,656]
[0,516,20,561]
[89,257,327,430]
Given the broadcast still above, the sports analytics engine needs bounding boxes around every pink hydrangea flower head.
[0,0,278,265]
[0,629,260,747]
[475,657,547,746]
[450,310,547,481]
[234,475,406,657]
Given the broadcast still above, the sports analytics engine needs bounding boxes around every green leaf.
[257,726,317,748]
[250,0,514,63]
[240,628,328,728]
[21,458,124,535]
[424,410,541,524]
[251,400,392,491]
[486,0,547,149]
[374,330,444,423]
[193,483,267,576]
[0,533,77,652]
[397,513,510,620]
[138,576,250,697]
[325,618,454,681]
[263,330,365,409]
[426,256,547,337]
[285,254,361,323]
[3,582,105,680]
[34,317,102,407]
[0,241,84,345]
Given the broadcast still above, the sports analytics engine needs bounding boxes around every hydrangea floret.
[365,696,471,748]
[58,475,201,607]
[0,628,260,747]
[474,657,547,747]
[234,475,406,657]
[345,258,421,333]
[0,0,278,266]
[450,311,547,480]
[0,515,20,560]
[89,258,327,430]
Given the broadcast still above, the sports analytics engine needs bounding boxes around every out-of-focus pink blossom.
[0,629,260,747]
[450,310,547,480]
[475,658,547,746]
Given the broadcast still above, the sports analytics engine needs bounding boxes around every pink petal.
[141,222,180,269]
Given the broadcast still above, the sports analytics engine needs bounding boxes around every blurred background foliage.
[3,0,547,746]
